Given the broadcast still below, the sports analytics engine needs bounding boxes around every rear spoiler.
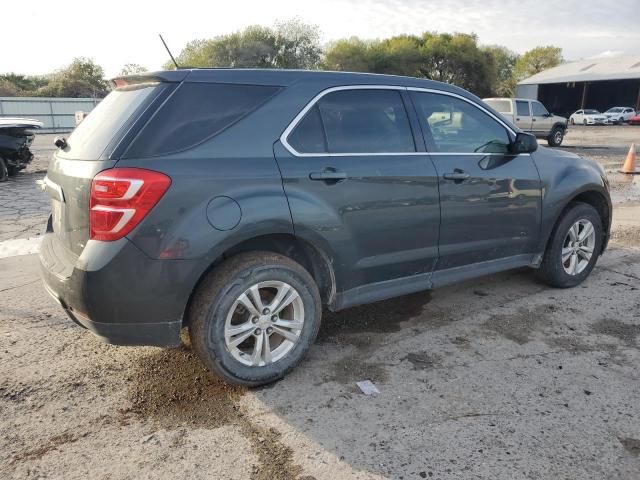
[109,70,190,89]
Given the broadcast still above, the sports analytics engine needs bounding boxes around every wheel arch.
[542,189,611,257]
[182,233,336,326]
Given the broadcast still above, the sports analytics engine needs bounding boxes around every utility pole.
[580,82,589,109]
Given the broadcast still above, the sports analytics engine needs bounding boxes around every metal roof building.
[516,55,640,116]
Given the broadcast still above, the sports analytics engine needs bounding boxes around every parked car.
[629,112,640,125]
[569,109,610,125]
[40,69,612,386]
[483,98,568,146]
[0,118,42,181]
[603,107,636,124]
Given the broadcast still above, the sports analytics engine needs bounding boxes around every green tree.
[166,19,322,70]
[482,45,519,96]
[514,46,562,81]
[119,63,148,76]
[0,78,21,96]
[0,73,48,95]
[322,37,378,72]
[418,33,496,97]
[38,57,109,98]
[324,32,496,96]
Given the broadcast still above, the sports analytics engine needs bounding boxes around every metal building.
[0,97,99,133]
[516,55,640,117]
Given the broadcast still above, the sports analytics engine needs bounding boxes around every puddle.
[590,319,640,347]
[402,351,441,370]
[482,305,554,345]
[318,291,431,345]
[619,437,640,456]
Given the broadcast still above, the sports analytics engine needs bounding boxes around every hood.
[534,145,605,175]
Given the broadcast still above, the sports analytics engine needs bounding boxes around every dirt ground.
[1,127,640,479]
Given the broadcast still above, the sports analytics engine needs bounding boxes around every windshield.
[606,108,622,113]
[584,110,600,115]
[61,83,161,160]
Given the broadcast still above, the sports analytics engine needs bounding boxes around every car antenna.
[159,34,180,69]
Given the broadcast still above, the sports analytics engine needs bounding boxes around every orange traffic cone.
[620,143,639,174]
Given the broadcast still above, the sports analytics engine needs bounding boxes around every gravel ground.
[1,127,639,480]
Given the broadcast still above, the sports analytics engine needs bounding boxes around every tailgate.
[44,155,117,257]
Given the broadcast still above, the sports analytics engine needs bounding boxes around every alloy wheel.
[561,219,596,275]
[224,281,304,367]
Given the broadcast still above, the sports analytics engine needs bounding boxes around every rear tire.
[536,202,602,288]
[188,251,321,387]
[0,158,8,182]
[547,126,564,147]
[570,118,575,125]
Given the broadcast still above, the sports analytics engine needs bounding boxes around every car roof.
[117,68,479,100]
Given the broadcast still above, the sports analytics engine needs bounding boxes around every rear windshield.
[62,83,160,160]
[485,100,512,114]
[124,82,281,158]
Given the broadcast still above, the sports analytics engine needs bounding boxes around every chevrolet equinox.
[40,69,612,386]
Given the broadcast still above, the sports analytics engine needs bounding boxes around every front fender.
[532,147,611,252]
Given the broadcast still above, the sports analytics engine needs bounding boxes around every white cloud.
[1,0,639,77]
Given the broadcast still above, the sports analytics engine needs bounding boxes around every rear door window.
[516,101,531,117]
[125,83,281,158]
[287,89,415,155]
[317,89,415,154]
[287,104,327,154]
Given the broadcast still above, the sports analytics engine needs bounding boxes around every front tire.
[536,203,602,288]
[188,252,322,387]
[547,126,564,147]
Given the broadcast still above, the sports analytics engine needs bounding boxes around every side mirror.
[54,137,67,149]
[511,132,538,154]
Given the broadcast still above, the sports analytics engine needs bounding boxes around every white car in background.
[603,107,636,124]
[569,109,610,125]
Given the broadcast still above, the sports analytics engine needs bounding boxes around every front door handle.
[309,169,347,182]
[443,171,470,181]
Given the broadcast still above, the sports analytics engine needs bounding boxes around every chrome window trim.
[280,84,521,157]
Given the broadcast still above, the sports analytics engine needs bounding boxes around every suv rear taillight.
[90,168,171,241]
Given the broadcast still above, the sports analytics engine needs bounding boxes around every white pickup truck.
[483,98,569,147]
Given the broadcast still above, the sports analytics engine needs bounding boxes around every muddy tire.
[188,251,321,387]
[547,126,564,147]
[536,202,602,288]
[0,158,8,182]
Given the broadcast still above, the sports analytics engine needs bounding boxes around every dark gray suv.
[40,69,611,386]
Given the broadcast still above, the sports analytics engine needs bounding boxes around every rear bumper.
[39,230,202,347]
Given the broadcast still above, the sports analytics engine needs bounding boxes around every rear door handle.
[309,170,348,182]
[443,171,470,181]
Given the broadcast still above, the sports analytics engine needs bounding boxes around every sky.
[2,0,639,78]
